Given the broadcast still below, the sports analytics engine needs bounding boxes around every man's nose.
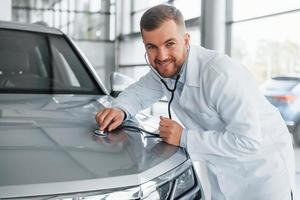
[156,48,168,61]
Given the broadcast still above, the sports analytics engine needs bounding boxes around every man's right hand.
[95,108,125,132]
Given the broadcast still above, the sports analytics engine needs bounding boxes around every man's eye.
[166,42,175,48]
[146,45,154,49]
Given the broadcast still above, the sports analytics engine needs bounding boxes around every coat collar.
[165,46,206,87]
[185,45,201,87]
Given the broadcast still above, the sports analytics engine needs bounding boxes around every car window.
[0,29,103,94]
[56,50,80,87]
[261,79,299,91]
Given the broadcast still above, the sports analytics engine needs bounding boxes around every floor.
[294,147,300,198]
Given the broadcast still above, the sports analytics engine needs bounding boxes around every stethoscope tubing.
[144,48,189,119]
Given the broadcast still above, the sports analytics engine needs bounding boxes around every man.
[95,4,295,200]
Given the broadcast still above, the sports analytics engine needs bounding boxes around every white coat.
[114,46,295,200]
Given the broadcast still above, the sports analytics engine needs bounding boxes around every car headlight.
[143,159,198,199]
[152,167,195,199]
[173,167,195,198]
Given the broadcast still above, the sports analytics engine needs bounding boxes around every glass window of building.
[230,0,300,84]
[12,0,115,41]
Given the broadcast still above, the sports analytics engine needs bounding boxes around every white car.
[0,20,203,199]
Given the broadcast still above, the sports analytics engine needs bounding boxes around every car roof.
[272,75,300,81]
[0,20,63,35]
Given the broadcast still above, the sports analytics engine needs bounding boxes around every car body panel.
[0,20,62,35]
[0,94,187,198]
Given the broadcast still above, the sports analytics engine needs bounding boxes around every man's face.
[142,20,190,78]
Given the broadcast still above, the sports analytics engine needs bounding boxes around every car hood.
[0,94,186,198]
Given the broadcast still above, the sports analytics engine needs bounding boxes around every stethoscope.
[144,47,190,119]
[94,47,190,138]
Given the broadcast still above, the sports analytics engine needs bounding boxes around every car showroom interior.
[0,0,300,199]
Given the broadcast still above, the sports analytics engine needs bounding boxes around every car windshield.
[261,79,299,92]
[0,29,103,94]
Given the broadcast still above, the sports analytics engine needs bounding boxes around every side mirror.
[110,72,134,97]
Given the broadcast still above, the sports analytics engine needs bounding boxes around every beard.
[153,58,182,78]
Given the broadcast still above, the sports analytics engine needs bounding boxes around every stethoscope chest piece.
[94,130,108,137]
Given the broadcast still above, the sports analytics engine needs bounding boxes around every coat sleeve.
[112,71,164,118]
[186,56,272,159]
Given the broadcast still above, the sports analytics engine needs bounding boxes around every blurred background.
[1,0,300,195]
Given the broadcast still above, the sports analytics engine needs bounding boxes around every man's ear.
[184,33,190,47]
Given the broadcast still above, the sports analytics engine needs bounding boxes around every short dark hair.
[140,4,185,33]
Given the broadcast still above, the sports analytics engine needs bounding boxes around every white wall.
[0,0,11,21]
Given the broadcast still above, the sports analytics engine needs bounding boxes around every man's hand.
[95,108,125,131]
[159,116,183,146]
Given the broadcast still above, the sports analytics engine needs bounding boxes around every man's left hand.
[159,116,183,146]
